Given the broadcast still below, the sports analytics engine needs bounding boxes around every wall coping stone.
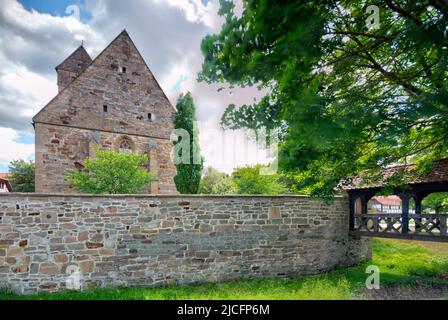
[0,193,345,199]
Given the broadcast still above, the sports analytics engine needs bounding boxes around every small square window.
[103,105,108,112]
[121,67,127,73]
[148,113,154,121]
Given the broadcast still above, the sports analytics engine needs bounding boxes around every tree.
[66,149,152,194]
[199,167,236,194]
[232,165,289,195]
[422,193,448,214]
[199,1,448,199]
[173,92,204,194]
[8,160,35,192]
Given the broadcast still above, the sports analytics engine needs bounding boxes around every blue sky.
[14,132,34,145]
[19,0,209,20]
[19,0,92,21]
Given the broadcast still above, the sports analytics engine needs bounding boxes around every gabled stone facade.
[33,30,177,194]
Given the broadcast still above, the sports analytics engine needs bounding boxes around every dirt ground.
[362,284,448,300]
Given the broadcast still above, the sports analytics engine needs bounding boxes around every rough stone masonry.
[0,194,371,294]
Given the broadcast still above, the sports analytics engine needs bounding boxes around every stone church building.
[33,30,177,194]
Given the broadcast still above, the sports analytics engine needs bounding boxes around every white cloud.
[0,0,269,174]
[1,61,56,118]
[0,0,104,75]
[0,127,34,164]
[0,0,104,134]
[233,0,244,18]
[163,0,219,28]
[160,59,192,98]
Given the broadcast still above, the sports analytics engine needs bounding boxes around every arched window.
[119,139,132,153]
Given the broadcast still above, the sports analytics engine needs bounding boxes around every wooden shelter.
[344,159,448,242]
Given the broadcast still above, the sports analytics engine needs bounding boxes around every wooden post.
[414,193,423,233]
[373,215,379,232]
[400,194,411,234]
[349,193,355,231]
[440,215,447,236]
[361,194,368,215]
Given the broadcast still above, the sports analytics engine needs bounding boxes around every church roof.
[55,45,92,73]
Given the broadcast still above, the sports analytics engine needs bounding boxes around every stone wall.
[0,194,371,294]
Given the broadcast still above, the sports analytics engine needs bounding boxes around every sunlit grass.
[1,238,447,300]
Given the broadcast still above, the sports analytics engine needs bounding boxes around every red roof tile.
[372,195,401,206]
[0,173,9,179]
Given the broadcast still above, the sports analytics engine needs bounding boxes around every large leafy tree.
[199,0,448,198]
[422,192,448,213]
[8,160,35,192]
[173,92,204,194]
[66,149,152,194]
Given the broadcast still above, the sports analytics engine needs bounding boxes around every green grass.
[1,238,448,300]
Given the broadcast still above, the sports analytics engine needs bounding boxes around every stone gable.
[33,30,175,140]
[33,30,177,194]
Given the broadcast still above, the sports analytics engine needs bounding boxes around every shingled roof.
[344,158,448,190]
[55,45,92,73]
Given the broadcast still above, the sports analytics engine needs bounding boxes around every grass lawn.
[1,238,448,300]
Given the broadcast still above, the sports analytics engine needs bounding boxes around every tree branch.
[384,0,423,26]
[348,35,422,95]
[330,31,395,40]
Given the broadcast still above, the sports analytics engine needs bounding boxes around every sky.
[0,0,270,173]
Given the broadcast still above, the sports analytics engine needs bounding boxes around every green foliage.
[199,0,448,198]
[199,167,236,194]
[66,149,152,194]
[422,193,448,213]
[173,92,204,194]
[2,239,448,300]
[232,165,289,195]
[8,159,35,192]
[199,166,291,195]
